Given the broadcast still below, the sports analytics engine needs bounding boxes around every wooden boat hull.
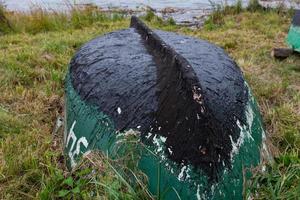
[64,17,268,199]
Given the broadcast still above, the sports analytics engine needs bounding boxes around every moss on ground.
[0,5,299,200]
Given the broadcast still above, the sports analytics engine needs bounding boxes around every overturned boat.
[64,16,268,199]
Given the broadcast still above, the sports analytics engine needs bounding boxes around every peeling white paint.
[186,166,191,179]
[160,136,166,143]
[146,132,152,139]
[211,184,215,196]
[168,147,173,155]
[117,107,122,114]
[196,184,201,200]
[230,101,255,162]
[178,166,187,180]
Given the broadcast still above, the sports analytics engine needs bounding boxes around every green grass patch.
[247,150,300,199]
[0,107,25,138]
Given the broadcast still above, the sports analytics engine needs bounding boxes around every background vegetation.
[0,1,299,199]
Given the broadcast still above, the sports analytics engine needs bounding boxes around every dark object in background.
[273,9,300,59]
[271,48,294,59]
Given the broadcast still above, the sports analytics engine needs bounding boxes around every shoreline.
[2,0,300,27]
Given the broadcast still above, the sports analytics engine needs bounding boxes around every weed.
[235,0,243,14]
[39,135,152,200]
[0,3,13,33]
[144,10,156,22]
[2,5,125,34]
[246,150,300,199]
[247,0,263,12]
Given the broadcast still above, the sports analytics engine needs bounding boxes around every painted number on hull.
[66,121,89,168]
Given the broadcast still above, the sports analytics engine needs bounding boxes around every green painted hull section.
[287,25,300,52]
[64,71,264,199]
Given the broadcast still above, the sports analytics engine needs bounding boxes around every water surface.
[3,0,299,26]
[4,0,232,11]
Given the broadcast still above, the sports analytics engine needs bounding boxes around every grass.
[0,3,125,34]
[0,4,12,33]
[0,2,299,199]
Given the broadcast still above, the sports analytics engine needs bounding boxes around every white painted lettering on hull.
[66,121,89,168]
